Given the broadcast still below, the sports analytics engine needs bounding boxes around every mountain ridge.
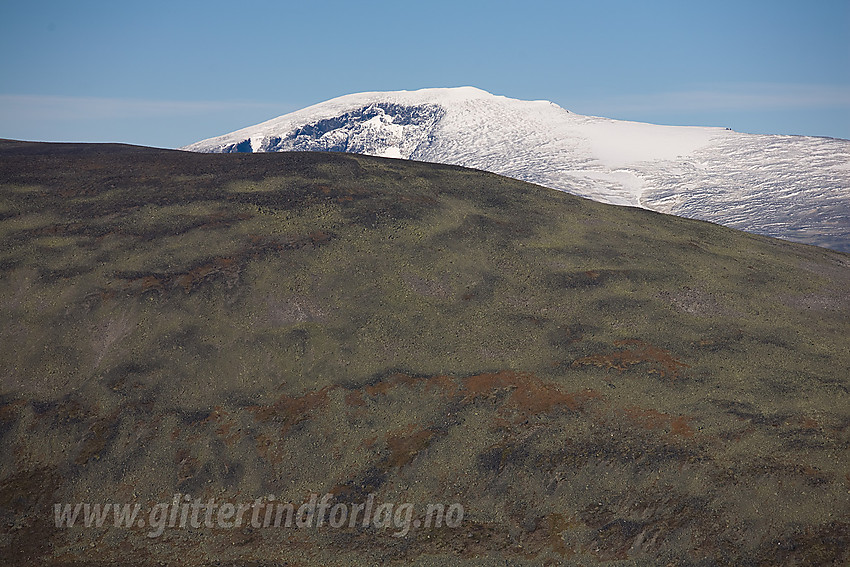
[184,87,850,252]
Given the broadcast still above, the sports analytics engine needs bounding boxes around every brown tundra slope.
[0,140,848,565]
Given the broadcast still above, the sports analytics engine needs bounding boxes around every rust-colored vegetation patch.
[119,256,240,296]
[344,390,366,407]
[363,372,425,397]
[201,406,242,447]
[358,372,460,400]
[114,229,335,297]
[426,374,460,396]
[621,406,695,437]
[176,257,239,293]
[506,512,591,559]
[247,386,333,436]
[571,339,689,380]
[461,370,600,415]
[385,425,436,469]
[544,513,578,556]
[355,370,599,419]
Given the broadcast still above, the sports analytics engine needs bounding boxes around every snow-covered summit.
[183,87,850,252]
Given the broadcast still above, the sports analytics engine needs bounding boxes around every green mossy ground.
[0,140,848,565]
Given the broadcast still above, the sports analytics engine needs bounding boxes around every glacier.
[182,87,850,252]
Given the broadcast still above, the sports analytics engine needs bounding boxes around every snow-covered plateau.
[183,87,850,252]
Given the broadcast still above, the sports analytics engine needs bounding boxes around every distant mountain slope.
[1,140,848,565]
[184,87,850,252]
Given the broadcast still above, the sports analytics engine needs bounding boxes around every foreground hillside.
[0,140,848,565]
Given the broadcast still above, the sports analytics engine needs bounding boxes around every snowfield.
[183,87,850,252]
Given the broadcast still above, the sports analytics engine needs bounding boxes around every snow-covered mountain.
[183,87,850,252]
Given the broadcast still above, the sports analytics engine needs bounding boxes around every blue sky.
[1,0,848,148]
